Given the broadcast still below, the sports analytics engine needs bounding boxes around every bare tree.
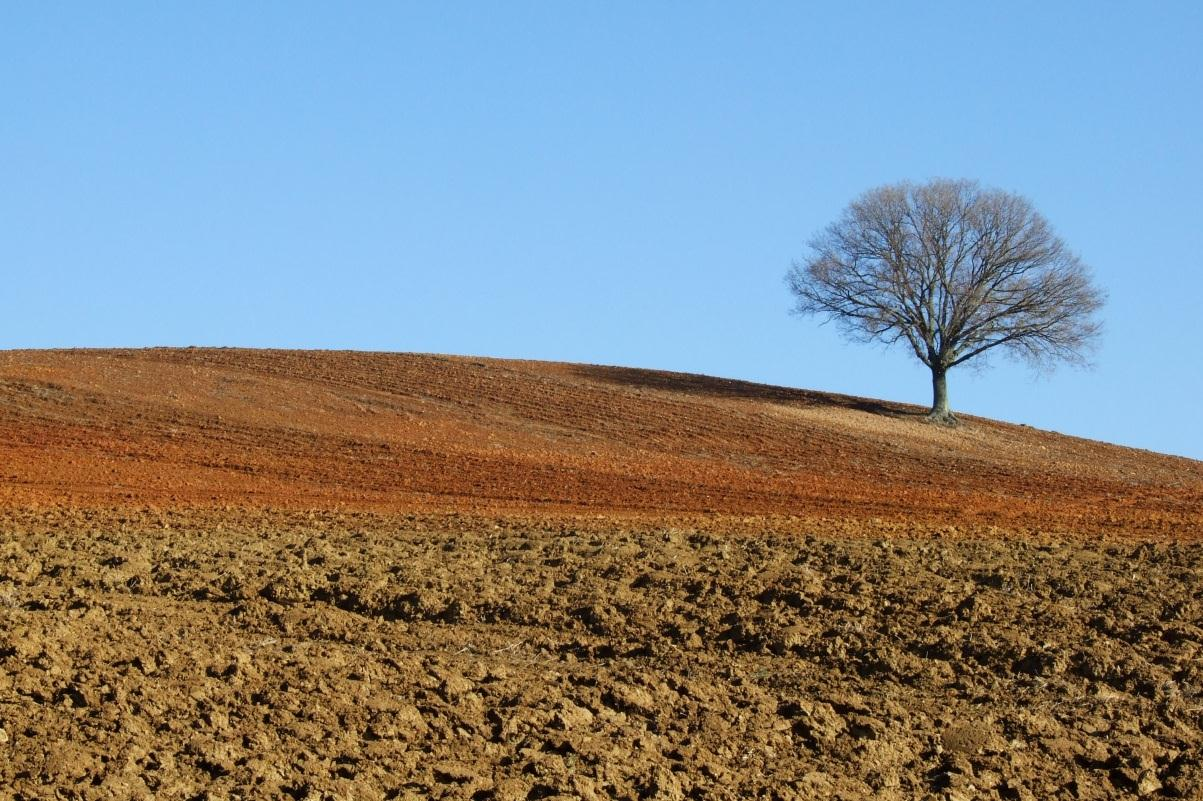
[787,179,1105,423]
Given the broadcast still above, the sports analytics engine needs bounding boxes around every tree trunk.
[928,366,956,424]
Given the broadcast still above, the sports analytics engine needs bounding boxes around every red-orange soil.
[1,348,1200,534]
[2,349,1202,800]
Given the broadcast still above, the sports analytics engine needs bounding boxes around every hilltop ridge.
[1,348,1199,536]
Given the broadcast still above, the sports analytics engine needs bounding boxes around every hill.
[4,348,1203,798]
[1,347,1200,535]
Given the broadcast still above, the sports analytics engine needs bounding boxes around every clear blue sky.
[3,3,1201,460]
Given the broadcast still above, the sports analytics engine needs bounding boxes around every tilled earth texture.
[2,350,1202,800]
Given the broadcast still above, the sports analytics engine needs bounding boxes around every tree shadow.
[569,364,924,419]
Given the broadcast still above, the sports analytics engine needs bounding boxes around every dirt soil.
[1,349,1202,800]
[2,348,1200,533]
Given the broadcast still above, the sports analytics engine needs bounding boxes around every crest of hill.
[0,348,1199,536]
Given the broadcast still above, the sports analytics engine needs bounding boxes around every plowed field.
[1,349,1201,800]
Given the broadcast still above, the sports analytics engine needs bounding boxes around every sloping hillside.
[1,348,1199,535]
[4,349,1203,798]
